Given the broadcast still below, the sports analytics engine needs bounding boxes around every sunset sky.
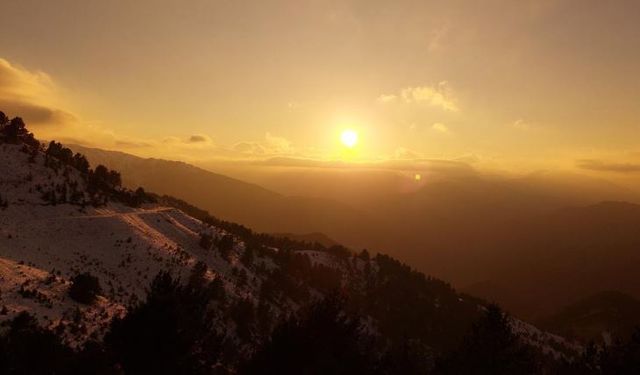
[1,0,639,180]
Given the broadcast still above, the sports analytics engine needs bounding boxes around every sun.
[340,129,358,148]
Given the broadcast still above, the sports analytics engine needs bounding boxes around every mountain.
[0,117,578,373]
[537,291,640,344]
[464,201,640,320]
[68,145,640,289]
[67,144,640,331]
[67,144,383,251]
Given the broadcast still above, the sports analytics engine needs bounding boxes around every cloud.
[0,58,53,98]
[454,154,480,164]
[231,133,294,157]
[376,94,397,103]
[114,139,154,148]
[264,132,293,154]
[431,122,450,133]
[0,58,154,151]
[379,81,459,112]
[257,157,329,168]
[188,134,213,143]
[576,159,640,173]
[394,147,423,160]
[381,159,474,174]
[0,58,77,127]
[255,156,474,175]
[233,142,266,155]
[512,119,531,130]
[401,82,459,111]
[0,58,299,163]
[428,24,450,52]
[0,100,76,126]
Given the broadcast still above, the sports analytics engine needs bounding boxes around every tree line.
[3,265,640,374]
[0,111,155,208]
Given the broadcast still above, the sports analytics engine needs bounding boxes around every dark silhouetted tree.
[91,165,121,191]
[378,338,434,375]
[0,116,39,148]
[358,249,370,262]
[218,234,234,260]
[1,117,27,143]
[241,245,254,266]
[104,271,221,374]
[0,111,8,127]
[73,152,90,173]
[0,312,74,374]
[435,304,537,375]
[199,233,213,250]
[69,272,102,304]
[188,260,208,290]
[243,295,377,375]
[598,328,640,374]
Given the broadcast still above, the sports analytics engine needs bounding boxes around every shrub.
[69,273,102,304]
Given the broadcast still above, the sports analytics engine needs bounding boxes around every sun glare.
[340,129,358,148]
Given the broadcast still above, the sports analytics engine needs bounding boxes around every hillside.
[0,115,582,373]
[67,145,640,294]
[67,144,381,249]
[464,201,640,320]
[67,137,640,343]
[537,291,640,344]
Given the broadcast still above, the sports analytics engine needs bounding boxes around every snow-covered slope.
[0,143,257,344]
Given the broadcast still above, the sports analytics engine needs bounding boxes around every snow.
[0,143,264,344]
[510,317,582,360]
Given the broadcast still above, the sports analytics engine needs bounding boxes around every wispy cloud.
[512,119,531,130]
[394,147,423,160]
[379,81,459,112]
[232,132,294,156]
[114,139,154,148]
[402,83,458,111]
[431,122,450,133]
[254,155,475,175]
[0,58,77,127]
[376,94,397,103]
[428,24,450,52]
[187,134,213,144]
[576,159,640,173]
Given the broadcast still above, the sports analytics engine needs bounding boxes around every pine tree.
[104,271,222,374]
[435,304,538,375]
[243,295,377,375]
[69,273,102,304]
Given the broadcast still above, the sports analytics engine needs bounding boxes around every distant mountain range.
[464,201,640,319]
[68,144,382,251]
[68,146,640,316]
[537,290,640,344]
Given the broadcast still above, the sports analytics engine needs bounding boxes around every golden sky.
[0,0,639,181]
